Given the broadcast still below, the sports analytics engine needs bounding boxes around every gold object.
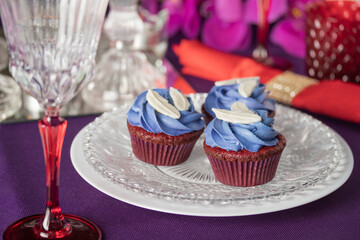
[266,71,318,104]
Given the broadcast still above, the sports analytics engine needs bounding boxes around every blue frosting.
[127,89,205,136]
[204,114,279,152]
[204,83,276,117]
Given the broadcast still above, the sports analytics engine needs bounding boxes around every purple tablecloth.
[1,102,360,240]
[1,41,360,238]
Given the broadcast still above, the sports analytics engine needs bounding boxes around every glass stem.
[253,0,272,64]
[257,0,271,47]
[34,112,71,238]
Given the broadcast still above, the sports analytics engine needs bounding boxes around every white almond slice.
[236,76,259,84]
[212,108,261,124]
[146,90,180,119]
[231,102,254,114]
[238,79,258,98]
[215,79,238,86]
[215,76,260,86]
[169,87,190,111]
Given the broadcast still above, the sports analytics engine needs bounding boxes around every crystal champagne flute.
[0,0,108,239]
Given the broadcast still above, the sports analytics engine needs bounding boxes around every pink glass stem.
[33,113,70,238]
[253,0,272,64]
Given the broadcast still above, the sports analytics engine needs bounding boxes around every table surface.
[1,49,360,239]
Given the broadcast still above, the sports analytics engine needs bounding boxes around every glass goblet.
[0,0,108,239]
[81,0,166,112]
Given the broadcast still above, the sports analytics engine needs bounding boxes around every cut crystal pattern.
[83,93,341,205]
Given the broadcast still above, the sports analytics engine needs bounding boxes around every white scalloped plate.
[70,94,353,216]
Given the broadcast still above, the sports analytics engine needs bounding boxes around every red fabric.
[172,75,196,94]
[173,39,360,124]
[292,80,360,123]
[173,40,280,83]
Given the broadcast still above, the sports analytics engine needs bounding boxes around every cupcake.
[202,76,276,125]
[203,102,286,187]
[127,87,205,166]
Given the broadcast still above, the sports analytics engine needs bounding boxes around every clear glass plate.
[82,93,341,205]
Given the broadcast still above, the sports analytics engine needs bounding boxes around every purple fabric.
[1,110,359,239]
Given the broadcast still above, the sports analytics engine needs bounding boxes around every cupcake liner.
[130,134,197,166]
[207,153,282,187]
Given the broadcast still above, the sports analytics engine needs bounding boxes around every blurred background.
[1,0,359,123]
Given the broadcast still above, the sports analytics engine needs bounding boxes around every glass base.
[3,214,102,240]
[0,74,22,121]
[252,44,274,66]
